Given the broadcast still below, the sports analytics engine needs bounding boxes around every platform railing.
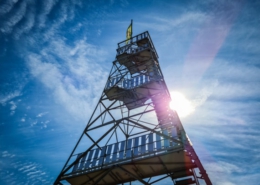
[116,42,151,56]
[118,31,149,48]
[70,127,179,175]
[117,31,158,58]
[105,72,162,90]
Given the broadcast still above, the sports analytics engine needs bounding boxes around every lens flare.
[169,91,194,117]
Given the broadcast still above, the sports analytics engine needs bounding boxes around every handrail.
[70,127,179,174]
[117,31,158,58]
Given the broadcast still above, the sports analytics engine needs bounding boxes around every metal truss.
[54,31,212,185]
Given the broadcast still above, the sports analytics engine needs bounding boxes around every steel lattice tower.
[54,31,212,185]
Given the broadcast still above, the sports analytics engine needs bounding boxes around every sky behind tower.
[0,0,259,184]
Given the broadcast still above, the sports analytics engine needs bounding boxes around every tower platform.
[63,128,198,185]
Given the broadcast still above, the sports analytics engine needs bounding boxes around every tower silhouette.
[54,31,212,185]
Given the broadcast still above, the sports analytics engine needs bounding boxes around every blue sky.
[0,0,260,184]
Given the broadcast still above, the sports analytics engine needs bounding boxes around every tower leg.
[186,146,212,185]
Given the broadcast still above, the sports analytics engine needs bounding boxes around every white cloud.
[205,161,240,185]
[0,90,21,106]
[8,101,18,116]
[39,120,49,129]
[37,0,57,28]
[97,29,101,36]
[1,151,15,158]
[26,36,108,122]
[218,161,244,174]
[13,8,35,39]
[1,1,27,34]
[208,62,260,100]
[38,0,81,42]
[9,101,17,111]
[203,158,260,185]
[153,12,206,29]
[30,120,37,126]
[0,0,19,16]
[192,80,219,107]
[2,151,9,157]
[36,112,48,118]
[0,151,53,184]
[0,0,82,40]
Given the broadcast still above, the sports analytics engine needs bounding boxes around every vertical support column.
[135,75,140,87]
[148,133,154,152]
[84,150,94,169]
[92,148,100,167]
[112,143,119,162]
[98,146,107,166]
[186,146,213,185]
[123,79,129,89]
[133,137,139,156]
[105,145,113,164]
[78,153,88,170]
[141,135,146,154]
[162,130,169,148]
[126,139,133,158]
[156,133,162,151]
[119,141,126,160]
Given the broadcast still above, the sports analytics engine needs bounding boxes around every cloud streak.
[0,90,22,106]
[0,0,81,40]
[183,1,243,86]
[26,37,108,122]
[0,0,19,16]
[0,151,53,185]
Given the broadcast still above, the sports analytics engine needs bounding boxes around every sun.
[169,91,194,118]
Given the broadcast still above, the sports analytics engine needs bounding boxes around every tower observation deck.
[54,31,212,185]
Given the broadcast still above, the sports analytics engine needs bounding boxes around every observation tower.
[54,31,212,185]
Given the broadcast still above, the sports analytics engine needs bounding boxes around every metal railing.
[117,31,158,58]
[70,128,179,175]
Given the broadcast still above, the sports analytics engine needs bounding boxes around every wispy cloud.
[192,79,219,107]
[26,36,108,122]
[2,151,15,158]
[0,151,53,184]
[13,6,35,39]
[0,90,22,106]
[9,101,17,111]
[36,112,48,118]
[182,2,243,86]
[0,0,81,40]
[204,158,260,185]
[1,1,27,35]
[0,0,19,16]
[37,0,57,28]
[205,161,238,185]
[153,11,206,30]
[130,12,206,34]
[9,101,17,115]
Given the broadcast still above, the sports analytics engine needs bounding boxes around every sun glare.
[169,91,194,118]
